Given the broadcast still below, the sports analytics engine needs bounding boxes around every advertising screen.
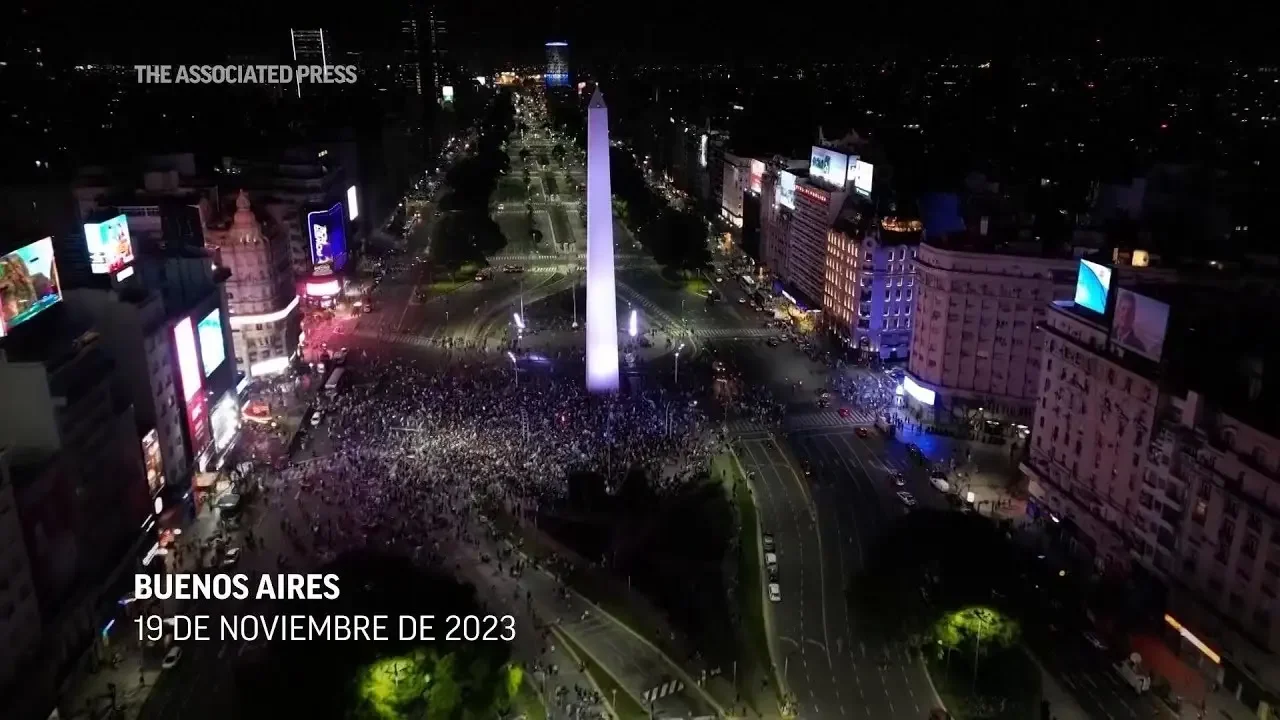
[346,185,359,221]
[442,85,454,104]
[1112,289,1170,362]
[210,391,240,452]
[83,214,135,274]
[1073,259,1112,314]
[186,387,210,455]
[142,429,164,497]
[809,146,850,189]
[778,171,797,210]
[0,237,62,337]
[699,134,708,167]
[173,316,203,402]
[307,203,347,269]
[749,159,765,195]
[852,160,874,198]
[197,309,226,378]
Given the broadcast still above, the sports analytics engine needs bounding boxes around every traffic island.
[553,627,647,720]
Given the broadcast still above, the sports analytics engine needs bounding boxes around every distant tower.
[290,29,330,98]
[585,89,619,393]
[545,42,570,88]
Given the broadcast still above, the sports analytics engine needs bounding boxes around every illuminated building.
[289,29,331,98]
[585,89,619,392]
[822,219,919,360]
[545,42,570,88]
[785,180,845,308]
[205,192,300,376]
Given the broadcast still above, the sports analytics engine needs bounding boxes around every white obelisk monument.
[585,89,620,392]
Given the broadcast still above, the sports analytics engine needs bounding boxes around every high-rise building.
[585,89,619,393]
[545,42,570,88]
[289,29,331,98]
[399,19,423,96]
[823,218,921,361]
[785,179,846,308]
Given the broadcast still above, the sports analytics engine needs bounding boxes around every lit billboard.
[173,316,203,402]
[749,159,765,195]
[307,203,347,269]
[1112,289,1170,362]
[852,160,874,198]
[346,185,360,221]
[699,134,708,167]
[442,85,454,104]
[809,146,850,189]
[0,237,63,337]
[778,171,797,210]
[83,214,135,274]
[210,391,240,452]
[197,309,226,378]
[1073,259,1112,314]
[142,428,164,497]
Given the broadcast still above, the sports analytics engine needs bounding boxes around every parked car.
[762,533,776,552]
[162,645,183,669]
[768,583,782,603]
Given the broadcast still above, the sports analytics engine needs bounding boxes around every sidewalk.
[1028,651,1092,720]
[1129,632,1257,720]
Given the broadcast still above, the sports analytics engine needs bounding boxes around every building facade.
[208,192,299,377]
[786,181,845,308]
[823,225,920,360]
[906,241,1078,428]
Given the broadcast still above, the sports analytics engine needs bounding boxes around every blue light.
[1073,259,1112,314]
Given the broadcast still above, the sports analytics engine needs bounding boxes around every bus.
[323,368,346,396]
[739,275,757,293]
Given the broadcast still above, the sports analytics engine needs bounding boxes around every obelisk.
[585,88,620,392]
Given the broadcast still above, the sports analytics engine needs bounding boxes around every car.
[309,411,323,427]
[768,583,782,603]
[855,427,871,438]
[762,533,776,551]
[838,407,852,419]
[162,645,183,669]
[738,297,747,304]
[930,472,950,493]
[892,472,906,486]
[817,397,830,409]
[897,491,917,507]
[764,552,778,569]
[1083,631,1108,651]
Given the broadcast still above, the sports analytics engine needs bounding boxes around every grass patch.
[924,645,1041,720]
[543,172,560,196]
[554,628,648,720]
[495,177,528,204]
[427,279,468,293]
[549,205,574,249]
[682,277,713,297]
[515,676,548,720]
[496,214,535,244]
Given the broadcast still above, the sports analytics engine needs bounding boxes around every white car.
[768,583,782,603]
[162,645,183,669]
[310,411,323,427]
[738,297,747,304]
[897,491,917,507]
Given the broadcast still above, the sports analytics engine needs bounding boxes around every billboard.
[749,159,765,195]
[699,134,708,167]
[307,203,347,269]
[197,309,226,377]
[173,316,203,402]
[210,391,240,452]
[809,146,850,189]
[346,185,360,221]
[442,85,454,104]
[0,237,62,337]
[1073,259,1112,314]
[142,428,164,497]
[1112,289,1170,362]
[778,171,797,210]
[83,214,135,274]
[852,160,874,198]
[185,386,210,455]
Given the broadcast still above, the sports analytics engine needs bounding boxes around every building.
[905,238,1079,429]
[0,449,40,710]
[760,159,804,281]
[206,191,300,378]
[823,215,922,360]
[1024,281,1280,716]
[719,153,750,229]
[545,42,570,88]
[786,179,847,308]
[289,29,331,98]
[399,18,423,96]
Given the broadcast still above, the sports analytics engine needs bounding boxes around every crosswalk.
[694,327,773,339]
[643,679,685,703]
[725,408,879,435]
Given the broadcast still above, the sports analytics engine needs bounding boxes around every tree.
[933,606,1019,657]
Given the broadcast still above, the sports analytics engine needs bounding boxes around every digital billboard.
[748,159,765,195]
[83,214,135,274]
[197,309,226,377]
[442,85,454,104]
[778,171,797,210]
[173,316,203,402]
[0,237,62,337]
[852,160,874,198]
[307,203,347,269]
[346,185,360,221]
[1112,289,1170,362]
[186,387,210,455]
[1073,259,1112,314]
[142,428,164,497]
[809,146,850,189]
[210,391,240,452]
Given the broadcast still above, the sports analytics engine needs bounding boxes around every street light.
[674,342,686,384]
[506,351,519,387]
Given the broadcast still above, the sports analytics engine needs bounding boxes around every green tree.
[933,606,1019,657]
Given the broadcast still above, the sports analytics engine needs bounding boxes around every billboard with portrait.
[778,171,797,210]
[809,146,850,189]
[307,203,347,269]
[749,159,765,195]
[852,160,874,198]
[1112,289,1169,362]
[83,214,135,274]
[1073,259,1112,314]
[197,309,226,378]
[142,428,164,497]
[173,316,203,402]
[0,237,62,336]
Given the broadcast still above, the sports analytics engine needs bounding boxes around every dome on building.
[230,190,266,244]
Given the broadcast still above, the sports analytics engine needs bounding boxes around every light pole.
[674,343,686,384]
[507,351,519,387]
